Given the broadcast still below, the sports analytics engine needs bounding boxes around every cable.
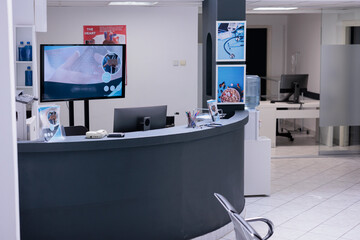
[223,34,244,59]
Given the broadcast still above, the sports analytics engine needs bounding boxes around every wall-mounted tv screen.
[40,44,126,102]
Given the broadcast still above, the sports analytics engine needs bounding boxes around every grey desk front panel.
[18,111,248,240]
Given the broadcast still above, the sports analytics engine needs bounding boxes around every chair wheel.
[290,137,294,141]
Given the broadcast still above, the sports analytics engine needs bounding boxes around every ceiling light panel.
[253,7,298,10]
[109,1,158,6]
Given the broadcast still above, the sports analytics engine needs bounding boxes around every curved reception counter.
[17,111,248,240]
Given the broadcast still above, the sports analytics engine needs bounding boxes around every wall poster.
[216,21,246,61]
[216,65,246,104]
[83,25,126,44]
[83,25,127,84]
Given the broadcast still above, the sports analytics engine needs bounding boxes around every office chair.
[214,193,274,240]
[63,125,88,136]
[276,119,294,141]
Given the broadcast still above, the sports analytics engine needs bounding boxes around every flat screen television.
[40,44,126,102]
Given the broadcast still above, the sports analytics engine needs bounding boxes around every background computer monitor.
[279,74,308,103]
[113,105,167,132]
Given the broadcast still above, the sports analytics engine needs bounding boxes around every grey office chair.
[214,193,274,240]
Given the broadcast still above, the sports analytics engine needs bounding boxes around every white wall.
[287,14,321,93]
[248,13,322,132]
[12,0,34,25]
[0,0,20,239]
[287,14,321,132]
[322,9,360,45]
[247,14,321,94]
[37,6,198,131]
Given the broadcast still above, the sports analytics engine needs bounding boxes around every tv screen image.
[40,44,126,102]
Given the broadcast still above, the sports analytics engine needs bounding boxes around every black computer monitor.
[279,74,308,103]
[113,105,167,132]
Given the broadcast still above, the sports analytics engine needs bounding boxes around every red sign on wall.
[83,25,126,44]
[83,25,127,84]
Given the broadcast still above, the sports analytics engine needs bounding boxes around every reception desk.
[17,111,248,240]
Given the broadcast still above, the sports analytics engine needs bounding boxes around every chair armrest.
[245,217,274,240]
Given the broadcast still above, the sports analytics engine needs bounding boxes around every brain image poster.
[83,25,126,44]
[216,65,246,104]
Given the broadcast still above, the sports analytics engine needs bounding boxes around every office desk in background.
[257,100,320,147]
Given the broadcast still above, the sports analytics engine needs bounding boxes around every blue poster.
[216,65,246,104]
[216,21,246,61]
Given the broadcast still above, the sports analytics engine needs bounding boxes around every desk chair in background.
[271,74,309,142]
[214,193,274,240]
[276,113,294,142]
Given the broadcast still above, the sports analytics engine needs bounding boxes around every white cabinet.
[244,137,271,196]
[14,25,38,115]
[244,110,271,196]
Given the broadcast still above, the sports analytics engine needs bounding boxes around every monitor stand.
[270,82,302,104]
[68,100,90,130]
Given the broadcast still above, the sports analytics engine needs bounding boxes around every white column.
[0,0,21,239]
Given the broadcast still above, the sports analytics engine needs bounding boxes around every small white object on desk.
[86,130,108,139]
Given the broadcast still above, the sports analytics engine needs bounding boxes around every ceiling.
[47,0,203,7]
[247,0,360,13]
[47,0,360,13]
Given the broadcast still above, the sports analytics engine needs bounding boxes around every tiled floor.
[220,155,360,240]
[217,134,360,240]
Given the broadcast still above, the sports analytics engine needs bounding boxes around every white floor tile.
[341,224,360,240]
[253,197,288,208]
[211,155,360,240]
[310,224,355,239]
[244,203,275,218]
[270,226,306,240]
[280,217,323,232]
[221,230,236,240]
[296,232,338,240]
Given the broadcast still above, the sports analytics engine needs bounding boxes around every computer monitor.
[279,74,308,103]
[113,105,167,133]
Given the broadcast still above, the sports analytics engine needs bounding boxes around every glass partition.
[320,8,360,154]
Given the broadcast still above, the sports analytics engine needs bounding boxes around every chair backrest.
[230,212,263,240]
[64,125,88,136]
[214,192,239,214]
[214,193,263,240]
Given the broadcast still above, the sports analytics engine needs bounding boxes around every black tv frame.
[40,44,126,102]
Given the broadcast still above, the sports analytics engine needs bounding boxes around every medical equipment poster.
[216,65,246,104]
[83,25,126,44]
[216,21,246,62]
